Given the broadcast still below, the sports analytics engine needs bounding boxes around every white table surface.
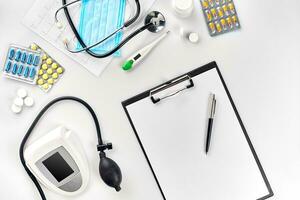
[0,0,299,199]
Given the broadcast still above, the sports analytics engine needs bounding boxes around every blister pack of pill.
[30,43,65,92]
[200,0,240,36]
[2,44,42,84]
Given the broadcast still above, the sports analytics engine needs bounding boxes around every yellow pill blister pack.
[30,44,65,92]
[200,0,240,36]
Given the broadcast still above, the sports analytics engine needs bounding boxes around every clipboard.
[122,62,273,200]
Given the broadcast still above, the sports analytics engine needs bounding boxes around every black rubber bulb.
[99,152,122,191]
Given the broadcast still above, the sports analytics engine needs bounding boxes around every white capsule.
[17,88,27,98]
[24,96,34,107]
[14,97,24,107]
[11,104,22,114]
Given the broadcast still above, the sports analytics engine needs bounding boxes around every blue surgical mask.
[77,0,126,57]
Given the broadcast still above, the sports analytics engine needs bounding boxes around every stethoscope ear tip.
[63,38,68,44]
[56,22,63,29]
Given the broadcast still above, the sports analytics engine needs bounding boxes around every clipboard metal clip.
[150,75,194,104]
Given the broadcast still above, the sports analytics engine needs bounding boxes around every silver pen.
[206,93,216,154]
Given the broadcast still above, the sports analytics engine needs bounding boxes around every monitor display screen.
[42,152,74,182]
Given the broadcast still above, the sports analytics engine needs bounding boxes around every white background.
[0,0,299,199]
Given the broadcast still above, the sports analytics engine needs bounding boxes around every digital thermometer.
[24,126,89,196]
[122,31,170,71]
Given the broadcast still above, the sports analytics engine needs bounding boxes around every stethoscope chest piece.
[145,11,166,33]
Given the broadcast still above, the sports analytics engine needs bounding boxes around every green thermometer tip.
[122,60,134,71]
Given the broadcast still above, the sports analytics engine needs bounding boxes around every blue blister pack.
[2,44,42,84]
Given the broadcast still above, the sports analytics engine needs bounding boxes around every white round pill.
[17,88,27,98]
[11,104,22,114]
[188,32,199,43]
[24,96,34,107]
[14,97,24,107]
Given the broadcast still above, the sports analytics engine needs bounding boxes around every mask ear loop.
[19,96,122,200]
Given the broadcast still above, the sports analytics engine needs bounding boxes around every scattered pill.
[17,88,28,98]
[14,97,24,107]
[24,96,34,107]
[10,88,34,114]
[188,32,200,43]
[11,104,22,114]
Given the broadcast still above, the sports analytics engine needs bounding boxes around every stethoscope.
[55,0,166,58]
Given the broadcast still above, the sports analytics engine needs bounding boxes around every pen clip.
[150,75,194,104]
[209,94,216,118]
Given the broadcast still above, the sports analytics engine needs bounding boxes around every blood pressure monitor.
[24,126,89,196]
[20,97,122,199]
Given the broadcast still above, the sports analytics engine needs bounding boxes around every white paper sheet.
[126,68,270,200]
[22,0,156,76]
